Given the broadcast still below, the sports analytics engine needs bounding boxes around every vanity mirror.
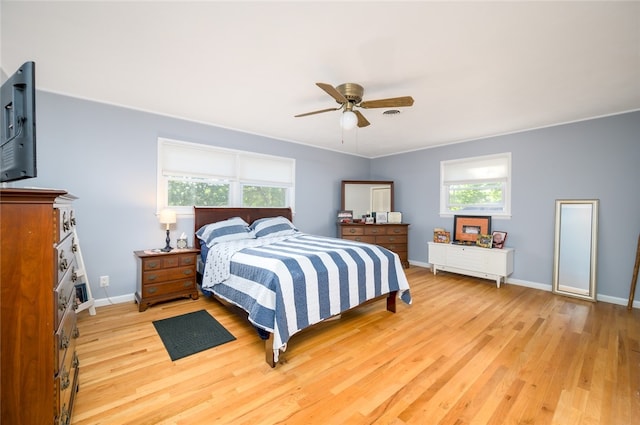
[341,180,394,219]
[552,199,599,301]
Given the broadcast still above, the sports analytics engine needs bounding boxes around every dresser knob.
[147,274,157,281]
[147,287,158,294]
[60,367,70,390]
[60,332,70,349]
[62,211,70,231]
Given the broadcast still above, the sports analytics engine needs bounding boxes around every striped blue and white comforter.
[201,233,411,361]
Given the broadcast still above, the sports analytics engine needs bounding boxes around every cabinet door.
[428,243,447,265]
[447,246,486,270]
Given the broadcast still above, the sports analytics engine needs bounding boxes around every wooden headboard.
[193,207,293,249]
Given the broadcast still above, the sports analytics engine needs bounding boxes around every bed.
[193,207,411,367]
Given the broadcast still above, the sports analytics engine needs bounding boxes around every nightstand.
[134,248,200,312]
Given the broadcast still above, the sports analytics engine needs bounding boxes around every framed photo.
[453,215,492,244]
[75,282,88,304]
[492,231,508,249]
[388,212,402,223]
[376,211,388,224]
[337,210,353,223]
[434,231,451,243]
[476,234,493,248]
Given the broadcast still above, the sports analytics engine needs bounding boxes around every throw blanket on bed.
[201,234,411,361]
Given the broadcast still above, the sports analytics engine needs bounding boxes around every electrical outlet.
[99,275,109,287]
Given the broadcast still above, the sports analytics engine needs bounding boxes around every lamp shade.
[159,208,177,225]
[340,110,358,130]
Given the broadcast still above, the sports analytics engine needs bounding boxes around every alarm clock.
[176,237,188,249]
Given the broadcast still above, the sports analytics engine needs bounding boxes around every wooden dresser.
[134,248,200,312]
[1,188,81,425]
[339,223,410,268]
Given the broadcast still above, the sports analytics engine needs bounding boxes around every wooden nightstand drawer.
[142,278,196,298]
[143,266,194,284]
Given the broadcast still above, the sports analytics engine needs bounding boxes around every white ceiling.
[2,1,639,158]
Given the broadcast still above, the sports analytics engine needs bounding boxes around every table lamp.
[159,209,177,252]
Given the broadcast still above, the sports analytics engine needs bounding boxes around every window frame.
[157,138,295,216]
[439,152,512,218]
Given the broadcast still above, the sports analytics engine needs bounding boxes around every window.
[440,152,511,217]
[157,138,295,215]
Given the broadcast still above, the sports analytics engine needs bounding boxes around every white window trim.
[157,137,295,216]
[439,152,512,219]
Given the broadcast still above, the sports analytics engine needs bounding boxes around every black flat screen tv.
[1,61,37,183]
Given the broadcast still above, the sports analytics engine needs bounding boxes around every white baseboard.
[410,261,638,309]
[91,264,639,311]
[93,293,135,308]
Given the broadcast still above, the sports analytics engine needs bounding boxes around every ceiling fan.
[295,82,414,129]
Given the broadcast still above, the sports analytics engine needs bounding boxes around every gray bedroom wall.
[9,91,638,306]
[10,91,370,302]
[373,110,640,304]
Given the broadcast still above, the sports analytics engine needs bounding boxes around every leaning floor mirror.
[552,199,599,301]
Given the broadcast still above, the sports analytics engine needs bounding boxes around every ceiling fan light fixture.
[341,110,358,130]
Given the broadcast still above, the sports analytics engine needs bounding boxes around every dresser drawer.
[54,266,77,327]
[55,350,79,425]
[55,234,77,283]
[385,225,408,236]
[141,278,196,298]
[375,234,408,245]
[55,304,78,375]
[54,206,76,244]
[341,226,364,236]
[142,253,195,271]
[343,235,375,244]
[364,226,388,236]
[143,266,195,284]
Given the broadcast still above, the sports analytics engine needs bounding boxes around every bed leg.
[387,291,397,313]
[265,333,276,368]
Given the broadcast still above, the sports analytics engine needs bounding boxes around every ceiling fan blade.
[316,82,347,104]
[359,96,414,109]
[355,110,370,128]
[294,107,341,118]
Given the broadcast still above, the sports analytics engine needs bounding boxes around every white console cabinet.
[428,242,514,287]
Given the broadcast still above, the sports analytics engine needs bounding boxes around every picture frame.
[492,231,508,249]
[388,211,402,223]
[376,211,388,224]
[75,282,88,304]
[476,234,493,248]
[337,210,353,223]
[453,215,492,244]
[434,230,451,243]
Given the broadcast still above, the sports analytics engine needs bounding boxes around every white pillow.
[196,217,253,246]
[250,216,298,238]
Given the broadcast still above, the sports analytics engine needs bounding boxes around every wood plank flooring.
[71,267,640,424]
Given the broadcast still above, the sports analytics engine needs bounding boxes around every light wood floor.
[71,267,640,425]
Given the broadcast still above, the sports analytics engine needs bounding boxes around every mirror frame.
[552,199,599,302]
[341,180,394,218]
